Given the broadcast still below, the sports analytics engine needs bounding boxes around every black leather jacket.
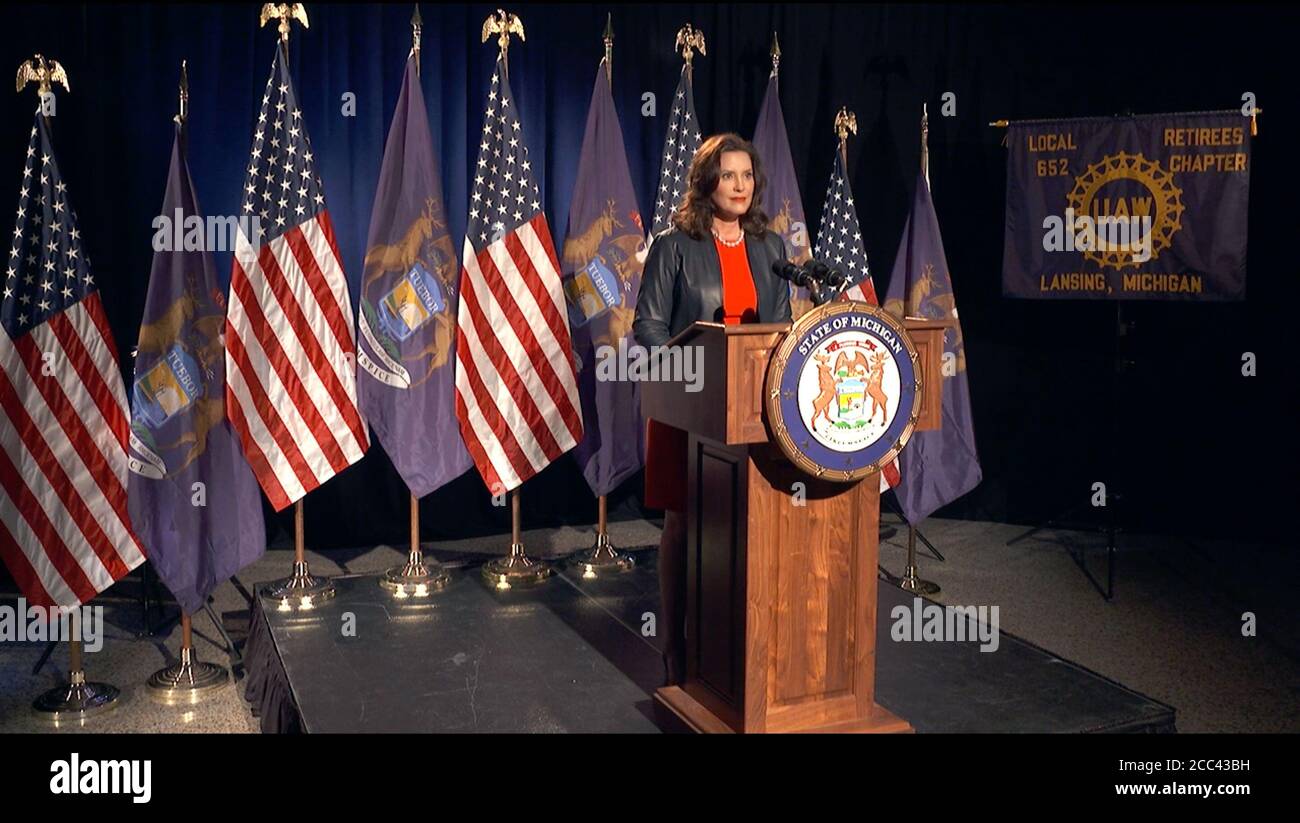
[633,227,793,347]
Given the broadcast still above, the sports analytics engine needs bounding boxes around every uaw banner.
[1002,111,1250,300]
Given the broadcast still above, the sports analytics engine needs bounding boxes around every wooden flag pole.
[295,498,304,563]
[264,455,337,609]
[512,488,521,545]
[412,492,419,551]
[482,486,552,589]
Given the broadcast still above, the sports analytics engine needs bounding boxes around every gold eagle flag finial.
[260,3,310,47]
[602,12,614,82]
[175,59,189,125]
[482,9,525,61]
[675,23,706,67]
[835,106,858,164]
[16,54,69,96]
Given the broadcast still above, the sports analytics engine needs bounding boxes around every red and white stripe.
[0,294,146,608]
[455,214,583,493]
[843,279,879,305]
[225,213,368,511]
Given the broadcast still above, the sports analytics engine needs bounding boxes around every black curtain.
[2,3,1294,552]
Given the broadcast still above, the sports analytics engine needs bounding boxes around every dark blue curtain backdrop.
[2,3,1295,553]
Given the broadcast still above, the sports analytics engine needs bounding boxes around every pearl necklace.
[712,227,744,247]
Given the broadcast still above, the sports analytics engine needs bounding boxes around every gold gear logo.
[1066,151,1184,269]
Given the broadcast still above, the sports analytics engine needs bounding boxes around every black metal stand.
[202,601,243,671]
[883,495,944,562]
[1006,498,1119,601]
[1005,301,1129,601]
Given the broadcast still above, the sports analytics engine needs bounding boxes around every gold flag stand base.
[381,493,451,598]
[265,559,336,610]
[146,612,228,704]
[483,488,551,589]
[33,670,120,723]
[569,532,634,579]
[897,564,940,596]
[266,500,335,611]
[567,494,633,578]
[483,542,552,589]
[381,550,451,598]
[146,647,229,705]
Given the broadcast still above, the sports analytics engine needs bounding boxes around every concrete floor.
[0,516,1294,733]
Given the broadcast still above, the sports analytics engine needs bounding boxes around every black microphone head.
[774,260,818,288]
[772,260,802,281]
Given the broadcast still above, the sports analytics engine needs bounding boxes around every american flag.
[816,148,880,305]
[814,146,900,490]
[454,56,583,494]
[225,46,368,512]
[650,65,702,237]
[0,109,145,608]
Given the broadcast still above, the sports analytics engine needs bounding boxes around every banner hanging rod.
[988,107,1258,128]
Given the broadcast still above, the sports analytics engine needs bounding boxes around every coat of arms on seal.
[766,301,922,482]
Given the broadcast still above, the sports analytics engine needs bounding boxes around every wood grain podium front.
[641,319,946,734]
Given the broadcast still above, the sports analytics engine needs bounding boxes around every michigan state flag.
[751,68,812,314]
[883,169,982,522]
[357,55,471,497]
[128,121,265,615]
[561,60,646,496]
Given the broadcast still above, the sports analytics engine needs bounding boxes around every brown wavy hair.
[671,133,769,240]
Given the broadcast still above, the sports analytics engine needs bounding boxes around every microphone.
[773,258,852,306]
[772,260,817,288]
[804,260,848,289]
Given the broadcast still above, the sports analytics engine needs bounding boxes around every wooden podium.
[642,317,948,734]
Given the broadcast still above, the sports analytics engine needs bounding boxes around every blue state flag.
[561,59,646,496]
[128,122,265,615]
[751,70,812,314]
[883,169,983,522]
[357,56,471,497]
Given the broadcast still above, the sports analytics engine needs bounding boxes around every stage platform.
[243,548,1175,733]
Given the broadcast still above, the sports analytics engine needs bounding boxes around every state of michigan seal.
[766,301,922,482]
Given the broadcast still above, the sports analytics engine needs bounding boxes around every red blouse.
[715,235,758,325]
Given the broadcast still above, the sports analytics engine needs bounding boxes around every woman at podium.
[633,132,792,685]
